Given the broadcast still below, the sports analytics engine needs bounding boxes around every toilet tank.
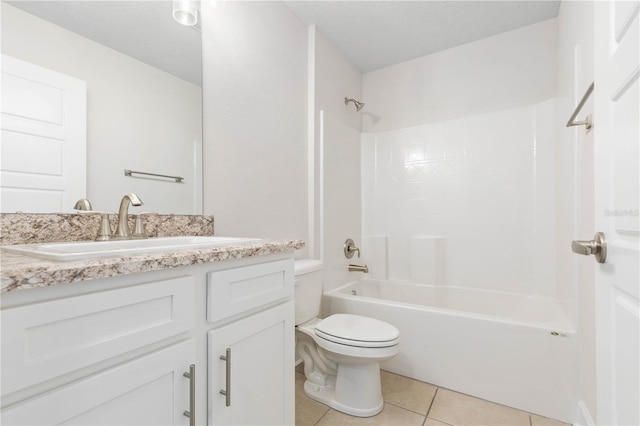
[294,259,324,325]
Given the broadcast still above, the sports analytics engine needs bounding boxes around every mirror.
[0,1,202,215]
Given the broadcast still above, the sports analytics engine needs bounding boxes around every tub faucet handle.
[344,238,360,259]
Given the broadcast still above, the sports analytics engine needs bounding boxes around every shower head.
[344,97,365,112]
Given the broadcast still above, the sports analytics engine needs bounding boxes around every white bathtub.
[322,280,578,423]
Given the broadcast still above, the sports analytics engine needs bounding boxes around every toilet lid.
[314,314,400,348]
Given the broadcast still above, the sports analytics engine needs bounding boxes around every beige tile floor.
[295,368,571,426]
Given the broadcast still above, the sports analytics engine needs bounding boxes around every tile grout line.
[424,388,458,426]
[383,400,430,418]
[313,407,331,426]
[425,387,439,418]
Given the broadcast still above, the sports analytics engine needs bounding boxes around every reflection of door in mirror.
[1,2,203,215]
[1,55,86,213]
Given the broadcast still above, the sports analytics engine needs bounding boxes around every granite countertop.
[1,240,305,294]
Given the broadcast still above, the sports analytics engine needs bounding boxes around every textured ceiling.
[5,1,561,82]
[285,1,561,72]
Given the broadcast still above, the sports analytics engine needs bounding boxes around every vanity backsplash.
[0,213,214,245]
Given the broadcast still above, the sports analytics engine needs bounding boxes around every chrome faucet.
[348,264,369,273]
[113,193,143,239]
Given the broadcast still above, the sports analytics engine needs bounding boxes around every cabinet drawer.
[207,259,293,323]
[1,275,195,396]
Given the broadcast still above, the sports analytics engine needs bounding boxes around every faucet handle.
[132,212,158,239]
[74,211,112,241]
[344,238,361,259]
[73,198,93,211]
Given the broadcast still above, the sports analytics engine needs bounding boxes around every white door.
[1,55,86,213]
[593,1,640,425]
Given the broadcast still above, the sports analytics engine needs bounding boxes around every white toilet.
[294,260,400,417]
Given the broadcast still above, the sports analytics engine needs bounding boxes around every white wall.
[554,1,596,423]
[1,4,202,214]
[362,19,557,132]
[309,27,363,291]
[200,3,363,272]
[201,2,308,249]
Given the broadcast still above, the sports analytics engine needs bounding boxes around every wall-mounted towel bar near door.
[124,169,184,183]
[566,82,594,130]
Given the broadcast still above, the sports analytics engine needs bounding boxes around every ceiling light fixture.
[173,0,198,26]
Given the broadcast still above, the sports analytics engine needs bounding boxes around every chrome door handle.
[183,364,195,426]
[219,348,231,407]
[571,232,606,263]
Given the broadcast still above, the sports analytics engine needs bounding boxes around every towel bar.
[124,169,184,183]
[566,82,594,130]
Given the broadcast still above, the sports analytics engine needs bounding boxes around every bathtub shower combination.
[343,99,577,422]
[323,280,577,422]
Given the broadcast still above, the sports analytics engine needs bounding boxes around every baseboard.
[576,401,595,426]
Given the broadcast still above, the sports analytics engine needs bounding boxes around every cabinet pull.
[183,364,195,426]
[219,348,231,407]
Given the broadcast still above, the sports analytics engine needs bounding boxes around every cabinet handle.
[183,364,195,426]
[219,348,231,407]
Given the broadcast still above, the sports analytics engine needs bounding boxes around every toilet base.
[302,362,384,417]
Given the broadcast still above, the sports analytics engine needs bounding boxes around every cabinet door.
[1,340,196,426]
[209,301,294,425]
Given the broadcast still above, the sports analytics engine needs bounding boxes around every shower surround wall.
[360,19,560,299]
[362,100,557,296]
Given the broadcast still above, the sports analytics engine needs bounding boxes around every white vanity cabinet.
[206,260,295,425]
[0,254,295,426]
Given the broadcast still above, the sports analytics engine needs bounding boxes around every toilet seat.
[314,314,400,348]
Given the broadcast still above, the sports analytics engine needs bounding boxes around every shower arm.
[344,97,365,111]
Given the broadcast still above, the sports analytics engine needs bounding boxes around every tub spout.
[348,264,369,273]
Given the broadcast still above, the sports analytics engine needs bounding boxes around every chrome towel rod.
[124,169,184,183]
[566,82,594,129]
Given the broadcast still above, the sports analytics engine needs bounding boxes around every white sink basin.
[3,236,262,262]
